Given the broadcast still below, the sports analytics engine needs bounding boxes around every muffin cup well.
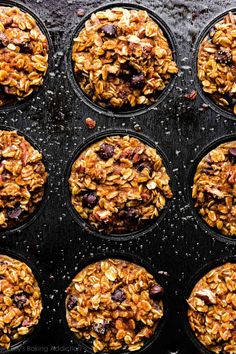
[63,252,169,354]
[187,133,236,245]
[192,8,236,121]
[66,2,178,118]
[64,129,174,241]
[0,0,53,112]
[0,248,45,353]
[0,125,49,236]
[183,256,236,354]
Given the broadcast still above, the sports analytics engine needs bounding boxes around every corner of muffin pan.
[66,1,179,118]
[62,252,169,354]
[187,133,236,245]
[192,7,236,121]
[0,125,49,236]
[0,247,45,353]
[183,255,236,354]
[0,0,54,112]
[64,129,175,241]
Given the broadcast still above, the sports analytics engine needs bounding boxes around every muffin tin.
[1,0,236,353]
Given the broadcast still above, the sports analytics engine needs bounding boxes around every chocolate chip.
[149,284,164,299]
[101,24,117,38]
[8,207,23,220]
[12,292,28,310]
[97,143,114,160]
[136,160,152,174]
[111,288,126,302]
[92,321,108,335]
[67,295,77,311]
[125,207,139,220]
[215,49,232,65]
[82,191,98,209]
[0,32,9,47]
[131,73,145,88]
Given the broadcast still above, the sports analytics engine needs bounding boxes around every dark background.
[1,0,236,353]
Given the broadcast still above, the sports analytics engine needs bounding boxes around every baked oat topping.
[192,141,236,236]
[187,263,236,354]
[68,135,172,234]
[197,11,236,115]
[72,7,178,110]
[66,258,164,353]
[0,130,48,230]
[0,255,42,349]
[0,6,49,107]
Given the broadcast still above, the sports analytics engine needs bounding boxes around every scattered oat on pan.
[0,6,49,107]
[192,141,236,236]
[0,130,48,229]
[0,254,42,349]
[187,263,236,353]
[72,7,178,110]
[68,135,172,234]
[66,258,164,353]
[197,11,236,115]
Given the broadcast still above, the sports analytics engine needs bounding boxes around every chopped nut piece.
[187,263,236,353]
[68,135,172,234]
[66,259,164,352]
[85,117,96,129]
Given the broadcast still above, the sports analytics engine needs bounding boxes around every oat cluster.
[187,263,236,353]
[0,6,48,107]
[69,135,172,234]
[72,7,178,109]
[0,255,42,349]
[66,258,164,353]
[192,141,236,236]
[197,11,236,115]
[0,130,48,229]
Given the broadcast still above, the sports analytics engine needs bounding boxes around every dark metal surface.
[0,0,236,353]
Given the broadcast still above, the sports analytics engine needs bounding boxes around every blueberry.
[101,24,117,38]
[97,143,114,160]
[8,207,22,220]
[136,160,152,174]
[125,207,139,220]
[149,284,164,299]
[67,295,77,311]
[92,322,108,335]
[82,192,98,209]
[131,73,145,88]
[111,288,126,302]
[12,292,28,309]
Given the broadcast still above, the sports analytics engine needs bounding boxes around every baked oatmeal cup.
[0,254,42,349]
[71,6,178,110]
[187,262,236,354]
[0,5,49,107]
[192,141,236,237]
[197,11,236,115]
[66,258,164,353]
[0,129,48,230]
[68,134,172,235]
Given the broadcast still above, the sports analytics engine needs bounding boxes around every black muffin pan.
[0,0,236,353]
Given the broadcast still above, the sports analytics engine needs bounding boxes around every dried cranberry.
[149,284,164,299]
[8,207,22,220]
[97,143,114,160]
[101,24,117,38]
[82,191,98,209]
[12,292,28,309]
[125,207,139,220]
[136,160,152,174]
[67,295,77,310]
[131,73,145,88]
[215,49,232,65]
[0,32,9,47]
[111,288,126,302]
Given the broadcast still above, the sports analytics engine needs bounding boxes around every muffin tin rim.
[0,125,50,236]
[183,255,236,354]
[65,1,179,118]
[192,7,236,121]
[63,251,169,354]
[186,133,236,245]
[0,0,54,113]
[64,128,175,241]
